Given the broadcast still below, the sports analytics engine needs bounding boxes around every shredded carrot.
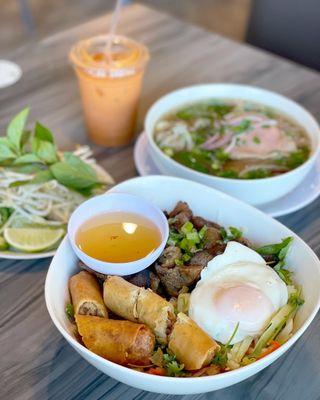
[257,340,281,360]
[146,367,166,376]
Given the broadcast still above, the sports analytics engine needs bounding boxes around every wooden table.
[1,4,320,400]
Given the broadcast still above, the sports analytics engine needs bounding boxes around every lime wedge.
[4,228,65,252]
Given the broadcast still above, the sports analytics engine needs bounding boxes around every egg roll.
[69,271,107,317]
[137,288,175,344]
[76,315,155,366]
[168,313,219,370]
[103,276,140,321]
[103,276,175,343]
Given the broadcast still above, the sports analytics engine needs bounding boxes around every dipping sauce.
[76,212,161,263]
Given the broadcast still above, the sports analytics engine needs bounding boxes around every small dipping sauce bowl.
[68,192,169,275]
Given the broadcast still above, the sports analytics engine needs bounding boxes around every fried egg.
[189,241,288,344]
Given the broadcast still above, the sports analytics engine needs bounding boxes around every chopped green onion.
[181,221,194,234]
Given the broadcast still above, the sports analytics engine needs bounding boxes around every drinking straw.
[105,0,124,64]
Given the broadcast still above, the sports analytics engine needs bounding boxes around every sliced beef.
[204,226,222,249]
[168,201,193,230]
[236,236,252,247]
[191,215,221,231]
[158,246,182,268]
[169,201,192,218]
[150,271,161,292]
[155,263,202,297]
[189,250,213,268]
[126,269,151,287]
[78,261,107,281]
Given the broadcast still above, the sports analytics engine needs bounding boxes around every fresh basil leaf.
[34,122,55,144]
[0,136,16,151]
[0,143,16,163]
[32,137,58,164]
[30,169,54,184]
[7,108,29,151]
[13,154,43,165]
[9,169,53,187]
[63,152,97,179]
[50,155,98,191]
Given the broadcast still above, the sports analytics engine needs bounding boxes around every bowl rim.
[67,191,169,275]
[45,175,320,385]
[145,83,320,184]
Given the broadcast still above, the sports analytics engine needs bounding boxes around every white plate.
[46,175,320,394]
[134,132,320,217]
[0,164,114,260]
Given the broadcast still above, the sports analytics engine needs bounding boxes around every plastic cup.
[70,35,149,147]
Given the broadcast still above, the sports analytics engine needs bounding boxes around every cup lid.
[69,34,149,78]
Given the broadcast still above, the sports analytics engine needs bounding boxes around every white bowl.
[145,84,320,206]
[67,192,168,276]
[45,176,320,395]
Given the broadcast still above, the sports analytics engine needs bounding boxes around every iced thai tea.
[70,35,149,147]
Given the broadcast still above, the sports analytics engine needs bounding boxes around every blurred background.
[1,0,319,70]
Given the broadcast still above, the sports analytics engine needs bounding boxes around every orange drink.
[70,35,149,147]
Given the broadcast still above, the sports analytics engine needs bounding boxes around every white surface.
[45,175,320,394]
[0,60,22,88]
[67,192,168,275]
[144,84,320,206]
[134,131,320,217]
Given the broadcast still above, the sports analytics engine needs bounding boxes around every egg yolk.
[214,284,275,326]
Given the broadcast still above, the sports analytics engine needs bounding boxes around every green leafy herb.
[65,303,75,322]
[50,152,99,192]
[214,148,230,162]
[276,147,309,169]
[256,237,293,284]
[0,143,16,163]
[13,153,43,165]
[216,170,238,178]
[220,226,243,243]
[253,136,261,144]
[173,151,210,174]
[163,353,185,377]
[213,322,239,368]
[242,168,269,179]
[256,237,293,256]
[176,102,233,120]
[6,107,30,152]
[231,119,251,133]
[34,122,55,143]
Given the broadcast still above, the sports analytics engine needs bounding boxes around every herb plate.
[0,164,113,260]
[134,132,320,217]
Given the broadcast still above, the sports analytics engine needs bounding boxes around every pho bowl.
[45,175,320,395]
[145,84,320,206]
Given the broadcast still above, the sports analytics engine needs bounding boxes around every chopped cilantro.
[65,303,75,322]
[253,136,261,144]
[163,353,185,376]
